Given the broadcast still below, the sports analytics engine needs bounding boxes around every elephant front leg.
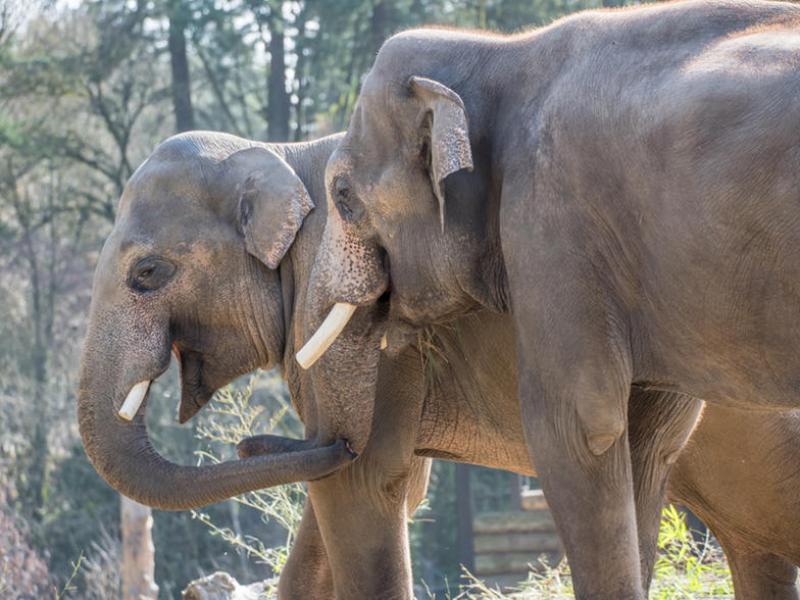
[277,500,334,600]
[627,389,704,590]
[514,320,642,598]
[277,456,432,600]
[305,350,427,599]
[519,372,643,599]
[308,461,415,599]
[504,215,644,598]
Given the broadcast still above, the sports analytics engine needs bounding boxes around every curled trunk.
[78,382,353,511]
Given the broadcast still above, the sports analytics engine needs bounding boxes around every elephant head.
[300,32,502,369]
[78,131,354,510]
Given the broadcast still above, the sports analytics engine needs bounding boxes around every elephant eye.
[128,256,176,293]
[333,176,363,222]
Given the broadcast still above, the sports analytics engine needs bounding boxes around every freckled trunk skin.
[302,297,384,455]
[303,202,388,453]
[312,181,388,307]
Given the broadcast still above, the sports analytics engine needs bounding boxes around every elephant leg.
[518,376,643,599]
[308,460,415,599]
[308,351,426,599]
[512,317,642,597]
[717,535,799,600]
[277,456,431,600]
[503,208,644,598]
[627,389,704,590]
[406,456,433,513]
[278,500,333,600]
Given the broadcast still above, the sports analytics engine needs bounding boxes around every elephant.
[299,0,800,597]
[79,129,800,599]
[76,130,432,597]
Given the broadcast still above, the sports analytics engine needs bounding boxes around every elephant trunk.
[77,316,354,510]
[78,383,353,510]
[299,215,387,454]
[298,180,388,368]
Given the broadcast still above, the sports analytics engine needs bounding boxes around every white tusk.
[296,303,357,369]
[119,380,151,421]
[380,333,388,350]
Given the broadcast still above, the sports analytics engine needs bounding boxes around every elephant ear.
[410,76,474,230]
[224,147,314,270]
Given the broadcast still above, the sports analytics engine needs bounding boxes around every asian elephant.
[79,129,800,600]
[76,130,433,597]
[300,0,800,597]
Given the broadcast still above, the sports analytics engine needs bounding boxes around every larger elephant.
[81,130,800,600]
[300,1,800,597]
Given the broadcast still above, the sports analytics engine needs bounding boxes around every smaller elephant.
[77,130,433,598]
[77,132,359,510]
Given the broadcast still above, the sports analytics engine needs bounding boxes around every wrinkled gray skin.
[309,1,800,597]
[80,131,800,600]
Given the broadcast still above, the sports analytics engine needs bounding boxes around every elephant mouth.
[116,343,216,426]
[176,346,216,424]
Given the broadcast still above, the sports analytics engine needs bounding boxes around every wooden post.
[509,474,522,511]
[120,495,158,600]
[455,463,475,572]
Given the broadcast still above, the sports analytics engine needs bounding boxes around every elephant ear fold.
[410,76,474,231]
[225,147,314,270]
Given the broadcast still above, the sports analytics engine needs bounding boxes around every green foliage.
[412,461,460,585]
[650,505,734,599]
[190,372,306,595]
[36,444,118,584]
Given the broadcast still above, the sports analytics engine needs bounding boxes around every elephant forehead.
[122,161,208,213]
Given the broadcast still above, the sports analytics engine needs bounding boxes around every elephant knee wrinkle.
[580,411,625,457]
[587,432,619,456]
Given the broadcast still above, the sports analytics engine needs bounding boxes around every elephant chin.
[176,348,214,424]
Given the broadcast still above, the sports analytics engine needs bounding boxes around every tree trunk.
[267,7,290,141]
[476,0,487,29]
[168,2,195,132]
[120,496,158,600]
[292,6,308,141]
[455,463,475,572]
[369,0,389,57]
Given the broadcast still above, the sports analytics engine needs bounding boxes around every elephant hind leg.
[719,536,799,600]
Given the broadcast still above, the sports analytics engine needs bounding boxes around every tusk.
[380,333,388,350]
[296,303,357,369]
[119,380,151,421]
